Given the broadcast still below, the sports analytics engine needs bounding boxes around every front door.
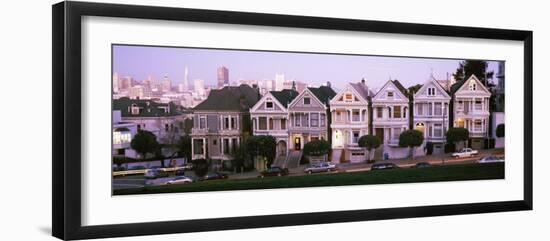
[375,128,384,144]
[294,137,301,150]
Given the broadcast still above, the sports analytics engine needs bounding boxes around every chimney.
[361,78,365,85]
[327,81,332,88]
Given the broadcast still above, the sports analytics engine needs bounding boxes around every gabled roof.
[113,97,182,117]
[269,89,299,108]
[414,76,451,99]
[373,79,409,100]
[193,84,260,112]
[307,86,336,105]
[330,81,372,105]
[454,74,491,96]
[391,80,409,98]
[349,82,371,100]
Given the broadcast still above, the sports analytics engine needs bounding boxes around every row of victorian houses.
[188,74,497,170]
[112,74,498,170]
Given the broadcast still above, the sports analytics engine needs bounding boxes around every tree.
[130,130,159,160]
[451,60,494,87]
[191,158,209,177]
[407,84,423,95]
[496,124,505,138]
[183,118,193,135]
[303,139,330,158]
[446,127,470,148]
[176,135,192,162]
[399,129,424,159]
[246,135,277,168]
[358,135,381,161]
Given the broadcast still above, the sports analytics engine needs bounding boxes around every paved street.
[334,148,504,173]
[112,170,199,190]
[113,148,504,190]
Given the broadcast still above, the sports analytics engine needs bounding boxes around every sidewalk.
[334,148,504,173]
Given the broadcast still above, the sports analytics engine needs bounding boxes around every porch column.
[202,138,206,156]
[191,138,194,158]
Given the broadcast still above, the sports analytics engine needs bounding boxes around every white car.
[164,176,193,185]
[477,155,504,163]
[304,162,337,174]
[452,148,479,158]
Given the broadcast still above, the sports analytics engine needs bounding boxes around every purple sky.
[113,45,500,90]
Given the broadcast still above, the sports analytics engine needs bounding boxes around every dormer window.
[387,91,394,98]
[428,87,436,96]
[265,101,274,109]
[469,82,477,91]
[345,93,353,102]
[303,97,311,105]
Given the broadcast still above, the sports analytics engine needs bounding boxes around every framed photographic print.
[52,1,533,240]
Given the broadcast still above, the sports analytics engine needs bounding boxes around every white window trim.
[265,101,274,109]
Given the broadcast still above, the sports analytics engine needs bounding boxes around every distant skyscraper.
[120,76,132,90]
[161,75,172,93]
[275,74,285,91]
[217,66,229,88]
[194,79,205,96]
[183,66,189,92]
[129,85,150,99]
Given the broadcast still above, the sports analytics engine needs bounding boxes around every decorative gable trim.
[456,74,491,95]
[330,83,369,105]
[288,88,326,109]
[414,77,451,100]
[372,80,408,102]
[250,92,287,112]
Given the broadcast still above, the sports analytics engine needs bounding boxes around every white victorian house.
[329,80,373,163]
[250,89,298,158]
[287,86,336,151]
[452,74,491,149]
[413,75,451,154]
[372,80,412,159]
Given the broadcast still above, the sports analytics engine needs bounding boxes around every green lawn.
[114,163,504,195]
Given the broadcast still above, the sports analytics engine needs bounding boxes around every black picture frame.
[52,1,533,240]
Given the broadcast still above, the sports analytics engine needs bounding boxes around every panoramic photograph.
[111,44,505,195]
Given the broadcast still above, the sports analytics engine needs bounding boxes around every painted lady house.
[190,85,260,168]
[249,88,298,169]
[413,75,451,155]
[371,80,416,159]
[329,79,374,163]
[287,84,336,164]
[452,75,491,150]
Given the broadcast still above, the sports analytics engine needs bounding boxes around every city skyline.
[113,45,500,90]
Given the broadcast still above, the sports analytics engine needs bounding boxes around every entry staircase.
[286,150,302,168]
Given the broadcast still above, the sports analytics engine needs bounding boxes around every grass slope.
[114,163,504,195]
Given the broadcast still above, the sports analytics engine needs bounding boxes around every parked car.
[174,169,186,176]
[259,166,289,178]
[199,172,228,181]
[370,162,399,171]
[112,165,149,177]
[412,162,432,168]
[477,155,505,163]
[144,168,169,179]
[304,162,337,174]
[112,166,126,172]
[452,148,479,158]
[164,176,193,185]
